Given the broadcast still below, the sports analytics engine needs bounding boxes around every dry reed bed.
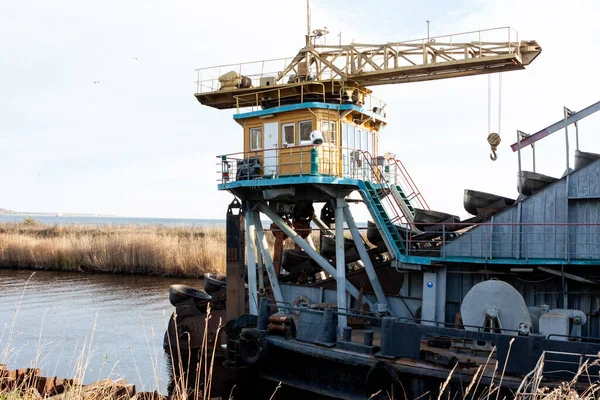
[0,220,226,277]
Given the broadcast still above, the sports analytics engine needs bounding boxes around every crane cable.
[487,73,502,161]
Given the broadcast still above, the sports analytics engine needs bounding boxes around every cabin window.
[282,123,295,147]
[356,128,363,152]
[299,120,313,144]
[321,121,337,144]
[362,129,369,153]
[249,127,262,150]
[347,125,355,148]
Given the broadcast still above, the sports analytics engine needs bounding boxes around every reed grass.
[0,220,226,277]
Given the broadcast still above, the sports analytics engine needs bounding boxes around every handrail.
[358,150,411,226]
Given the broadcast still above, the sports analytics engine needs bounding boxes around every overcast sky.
[1,0,599,219]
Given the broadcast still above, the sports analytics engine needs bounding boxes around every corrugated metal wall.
[443,161,600,260]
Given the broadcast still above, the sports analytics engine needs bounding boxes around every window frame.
[321,120,338,144]
[298,120,313,145]
[249,126,263,151]
[281,122,295,147]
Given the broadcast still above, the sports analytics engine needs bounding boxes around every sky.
[1,0,599,219]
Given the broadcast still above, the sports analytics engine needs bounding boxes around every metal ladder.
[358,180,407,260]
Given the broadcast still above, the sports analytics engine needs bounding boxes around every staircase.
[358,180,407,260]
[356,152,431,262]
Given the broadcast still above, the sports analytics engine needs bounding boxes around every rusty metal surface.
[313,263,403,295]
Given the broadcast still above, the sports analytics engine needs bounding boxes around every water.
[0,215,225,227]
[0,269,202,394]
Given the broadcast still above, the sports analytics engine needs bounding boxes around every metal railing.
[217,145,383,183]
[217,146,420,189]
[401,221,600,262]
[196,66,387,114]
[516,350,600,397]
[216,146,426,224]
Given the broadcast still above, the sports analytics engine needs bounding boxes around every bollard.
[364,330,374,346]
[310,148,319,176]
[342,326,352,342]
[317,307,337,345]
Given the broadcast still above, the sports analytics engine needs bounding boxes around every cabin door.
[263,122,278,177]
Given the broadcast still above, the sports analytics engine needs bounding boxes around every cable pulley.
[488,133,501,161]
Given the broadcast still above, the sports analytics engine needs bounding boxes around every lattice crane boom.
[194,27,541,110]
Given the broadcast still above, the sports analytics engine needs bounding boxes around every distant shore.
[0,219,225,277]
[0,207,116,217]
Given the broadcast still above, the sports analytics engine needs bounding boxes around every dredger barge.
[171,12,600,399]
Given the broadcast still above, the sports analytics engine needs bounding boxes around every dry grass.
[0,220,226,277]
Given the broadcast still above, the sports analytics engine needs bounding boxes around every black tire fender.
[365,362,406,399]
[239,328,268,366]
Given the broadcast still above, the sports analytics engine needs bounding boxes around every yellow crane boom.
[195,27,541,110]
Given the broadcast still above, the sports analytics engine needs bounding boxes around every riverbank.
[0,220,225,277]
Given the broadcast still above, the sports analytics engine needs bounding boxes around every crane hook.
[487,133,501,162]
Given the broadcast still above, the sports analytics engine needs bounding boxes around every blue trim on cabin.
[233,102,387,124]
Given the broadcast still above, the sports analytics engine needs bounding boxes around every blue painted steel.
[218,176,364,190]
[310,148,319,176]
[437,255,600,266]
[371,183,415,213]
[219,177,600,268]
[233,102,387,123]
[357,180,407,257]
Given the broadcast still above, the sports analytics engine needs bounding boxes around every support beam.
[258,203,375,310]
[421,267,447,326]
[312,214,335,236]
[270,223,285,277]
[225,199,246,321]
[244,208,259,315]
[256,238,265,294]
[335,199,347,331]
[511,100,600,151]
[342,200,393,315]
[254,212,285,308]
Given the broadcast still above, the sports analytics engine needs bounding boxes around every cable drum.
[460,280,532,336]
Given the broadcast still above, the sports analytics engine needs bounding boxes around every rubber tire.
[239,329,268,366]
[365,363,405,400]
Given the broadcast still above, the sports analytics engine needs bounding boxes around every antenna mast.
[306,0,312,48]
[305,0,312,73]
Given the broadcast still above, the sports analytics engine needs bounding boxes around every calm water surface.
[0,269,203,394]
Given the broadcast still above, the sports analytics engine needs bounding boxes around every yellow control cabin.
[230,100,387,181]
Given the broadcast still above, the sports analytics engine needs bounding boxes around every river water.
[0,269,203,394]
